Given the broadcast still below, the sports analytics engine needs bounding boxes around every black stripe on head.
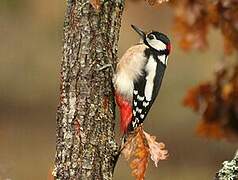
[151,31,170,46]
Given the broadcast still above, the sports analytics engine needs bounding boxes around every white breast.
[114,44,147,100]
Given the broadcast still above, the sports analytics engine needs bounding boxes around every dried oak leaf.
[184,65,238,140]
[172,0,210,50]
[122,135,136,160]
[144,131,168,167]
[196,120,225,140]
[222,83,233,100]
[122,127,149,180]
[170,0,238,53]
[183,82,212,111]
[122,127,168,179]
[217,1,238,54]
[90,0,101,10]
[183,86,200,111]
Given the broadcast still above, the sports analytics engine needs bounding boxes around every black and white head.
[131,25,171,59]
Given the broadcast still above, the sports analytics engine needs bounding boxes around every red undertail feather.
[115,93,132,133]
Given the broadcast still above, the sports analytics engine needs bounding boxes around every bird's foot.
[97,64,115,74]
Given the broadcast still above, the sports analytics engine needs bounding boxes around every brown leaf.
[183,82,212,111]
[122,136,136,160]
[183,64,238,140]
[171,1,238,141]
[222,83,233,100]
[207,3,219,26]
[144,131,168,167]
[223,35,235,55]
[90,0,101,10]
[122,127,149,180]
[171,0,238,53]
[122,127,168,179]
[172,0,210,51]
[183,86,200,111]
[196,120,225,139]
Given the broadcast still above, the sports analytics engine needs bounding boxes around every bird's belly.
[114,73,134,100]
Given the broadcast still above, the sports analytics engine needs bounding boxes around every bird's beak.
[131,25,146,39]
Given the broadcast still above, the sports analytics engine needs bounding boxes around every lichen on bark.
[215,150,238,180]
[54,0,124,179]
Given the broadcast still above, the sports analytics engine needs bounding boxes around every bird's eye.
[147,34,154,40]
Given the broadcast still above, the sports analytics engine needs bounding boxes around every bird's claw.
[97,64,115,74]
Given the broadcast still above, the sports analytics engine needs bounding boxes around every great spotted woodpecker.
[114,25,171,134]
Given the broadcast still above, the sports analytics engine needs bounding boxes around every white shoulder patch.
[144,56,157,101]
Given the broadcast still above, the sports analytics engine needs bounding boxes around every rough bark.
[215,150,238,180]
[53,0,124,179]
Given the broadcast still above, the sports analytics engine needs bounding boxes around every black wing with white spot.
[128,57,166,132]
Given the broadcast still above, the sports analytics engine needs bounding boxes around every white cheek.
[147,38,166,51]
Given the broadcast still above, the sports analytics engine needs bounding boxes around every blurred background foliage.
[0,0,26,11]
[0,0,237,180]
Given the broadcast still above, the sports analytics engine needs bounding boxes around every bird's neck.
[157,54,168,66]
[144,48,168,66]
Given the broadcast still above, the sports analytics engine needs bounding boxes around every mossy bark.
[54,0,124,179]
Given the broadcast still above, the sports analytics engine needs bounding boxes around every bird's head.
[131,25,171,56]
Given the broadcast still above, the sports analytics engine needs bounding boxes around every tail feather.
[115,93,132,133]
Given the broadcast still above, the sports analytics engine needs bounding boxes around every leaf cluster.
[183,64,238,140]
[170,0,238,141]
[122,127,168,180]
[170,0,238,54]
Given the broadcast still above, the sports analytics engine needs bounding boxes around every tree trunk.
[53,0,124,179]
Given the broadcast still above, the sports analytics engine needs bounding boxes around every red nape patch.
[167,43,171,53]
[115,93,132,133]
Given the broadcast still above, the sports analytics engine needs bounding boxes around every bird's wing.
[128,56,166,131]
